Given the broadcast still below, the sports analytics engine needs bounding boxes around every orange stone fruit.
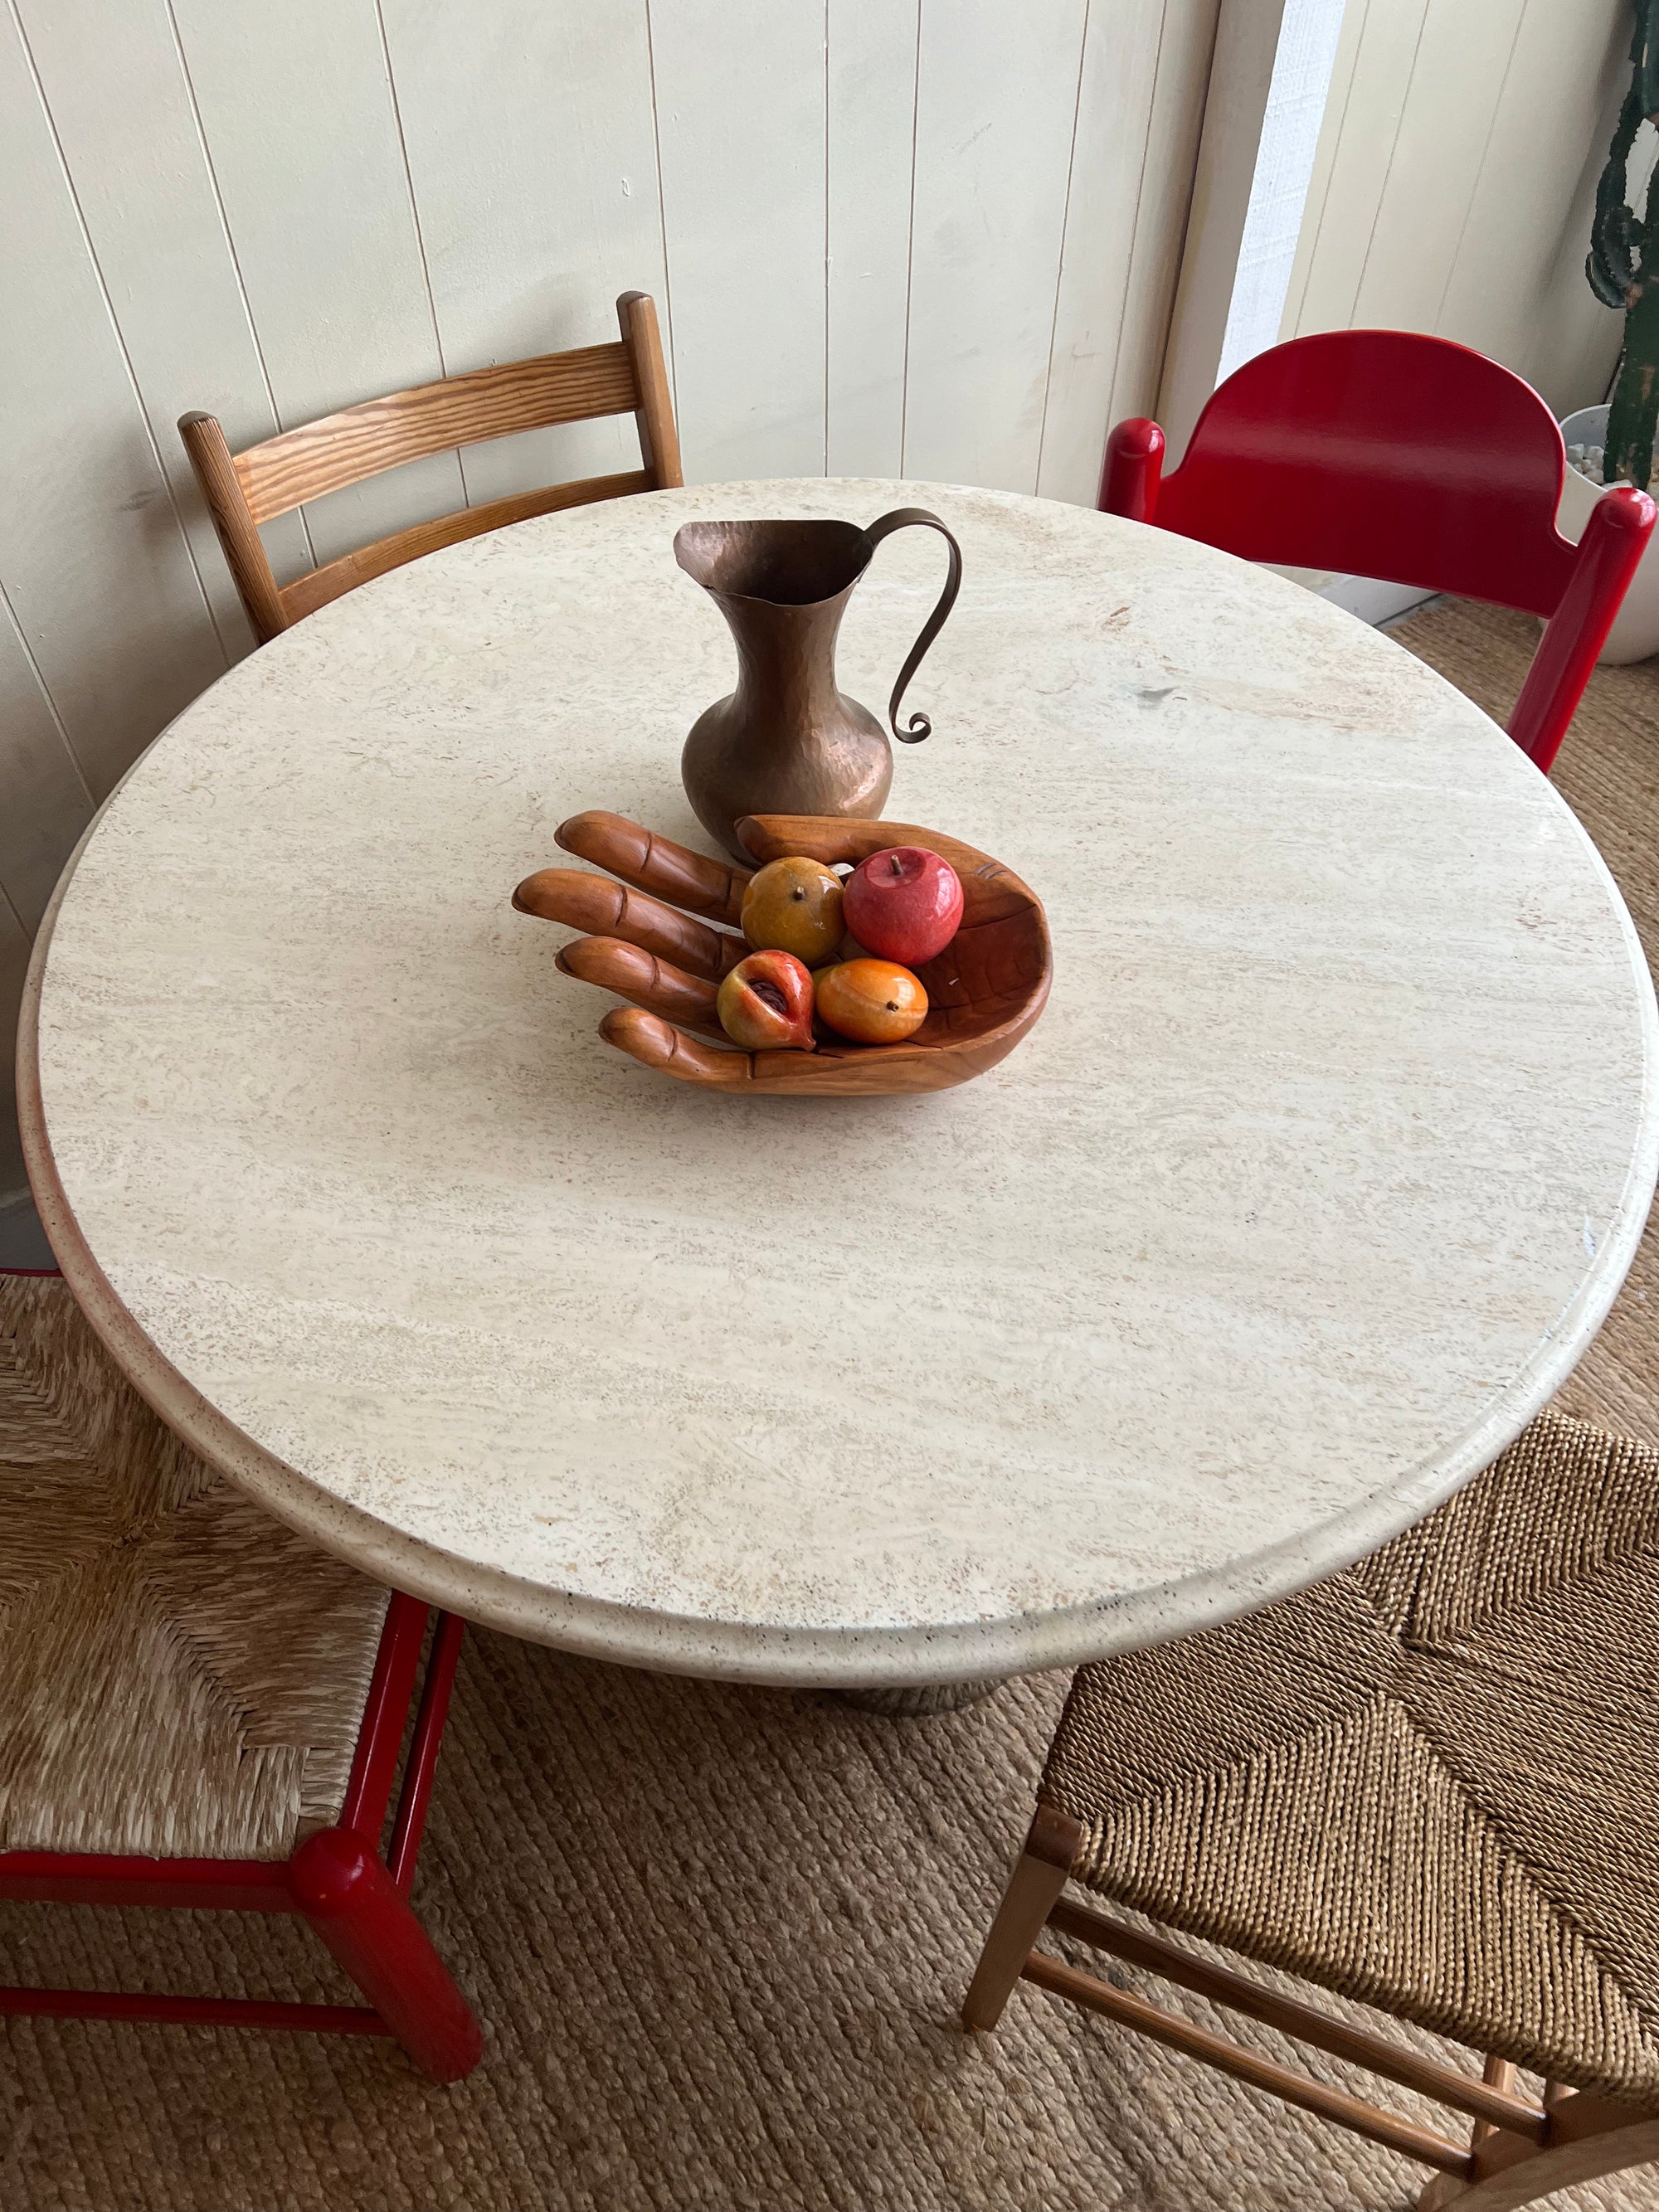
[814,958,928,1045]
[741,855,845,965]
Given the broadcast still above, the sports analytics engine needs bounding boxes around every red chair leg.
[289,1828,482,2082]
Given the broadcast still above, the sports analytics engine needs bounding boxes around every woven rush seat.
[0,1273,389,1860]
[1040,1407,1659,2103]
[965,1407,1659,2208]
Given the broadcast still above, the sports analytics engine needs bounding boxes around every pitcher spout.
[674,518,873,605]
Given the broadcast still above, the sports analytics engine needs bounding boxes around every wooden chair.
[965,1407,1659,2209]
[181,289,681,645]
[1100,329,1654,774]
[0,1270,480,2081]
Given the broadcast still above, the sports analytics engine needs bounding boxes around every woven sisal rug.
[3,596,1657,2212]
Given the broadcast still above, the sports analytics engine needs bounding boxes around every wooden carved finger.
[545,815,1051,1098]
[555,812,751,926]
[513,868,745,980]
[598,1009,752,1087]
[555,936,724,1036]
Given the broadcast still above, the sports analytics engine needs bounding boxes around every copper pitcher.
[674,508,963,857]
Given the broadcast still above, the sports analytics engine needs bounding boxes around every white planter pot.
[1557,403,1659,665]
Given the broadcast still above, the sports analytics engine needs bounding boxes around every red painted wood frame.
[0,1591,482,2083]
[1099,328,1656,775]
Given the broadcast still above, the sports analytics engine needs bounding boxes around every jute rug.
[4,597,1657,2212]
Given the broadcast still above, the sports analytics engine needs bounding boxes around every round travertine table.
[18,479,1659,1690]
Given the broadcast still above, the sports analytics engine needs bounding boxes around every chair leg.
[1418,2090,1659,2211]
[962,1804,1082,2032]
[289,1828,482,2082]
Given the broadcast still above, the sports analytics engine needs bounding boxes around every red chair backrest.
[1100,328,1656,773]
[1152,330,1575,618]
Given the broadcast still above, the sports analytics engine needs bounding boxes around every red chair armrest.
[1511,486,1654,771]
[1101,417,1165,523]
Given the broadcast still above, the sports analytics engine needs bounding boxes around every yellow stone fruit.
[740,856,845,965]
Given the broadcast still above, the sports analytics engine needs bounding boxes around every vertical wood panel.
[0,0,225,802]
[1155,0,1291,461]
[1437,0,1631,411]
[1291,0,1433,333]
[381,0,668,504]
[0,598,90,931]
[826,0,919,477]
[1277,0,1365,338]
[1350,0,1524,331]
[902,0,1089,491]
[649,0,828,481]
[1287,0,1629,419]
[1036,0,1168,503]
[169,0,465,563]
[12,0,309,630]
[1214,0,1350,382]
[1120,0,1223,430]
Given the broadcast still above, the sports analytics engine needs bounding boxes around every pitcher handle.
[862,508,964,744]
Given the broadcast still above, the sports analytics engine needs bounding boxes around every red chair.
[0,1269,481,2081]
[1100,330,1655,774]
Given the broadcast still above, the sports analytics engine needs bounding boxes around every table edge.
[18,600,1659,1689]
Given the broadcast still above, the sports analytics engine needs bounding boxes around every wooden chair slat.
[279,470,654,624]
[236,342,640,523]
[179,291,679,644]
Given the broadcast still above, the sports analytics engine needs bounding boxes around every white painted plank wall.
[381,0,669,499]
[902,0,1091,489]
[650,1,830,481]
[16,0,278,647]
[171,0,467,565]
[0,2,226,807]
[1108,0,1226,450]
[0,0,1215,1194]
[826,0,919,477]
[1283,0,1634,414]
[1039,0,1222,498]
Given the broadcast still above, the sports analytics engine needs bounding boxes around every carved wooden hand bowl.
[513,811,1051,1096]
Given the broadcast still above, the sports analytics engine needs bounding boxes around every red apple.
[842,846,963,967]
[716,950,816,1050]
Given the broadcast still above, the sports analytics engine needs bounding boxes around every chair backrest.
[1099,328,1655,774]
[1155,330,1578,615]
[181,289,682,645]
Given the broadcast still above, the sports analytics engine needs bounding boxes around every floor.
[3,596,1658,2212]
[0,1192,54,1272]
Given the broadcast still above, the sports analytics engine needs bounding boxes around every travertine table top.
[20,480,1659,1686]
